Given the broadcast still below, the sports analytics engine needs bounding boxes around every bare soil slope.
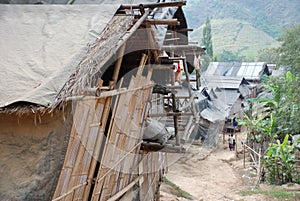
[160,134,294,201]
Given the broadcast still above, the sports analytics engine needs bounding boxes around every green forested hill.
[183,0,300,60]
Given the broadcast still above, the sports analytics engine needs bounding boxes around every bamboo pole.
[171,93,179,145]
[82,43,126,200]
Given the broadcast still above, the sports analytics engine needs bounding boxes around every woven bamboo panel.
[52,98,106,201]
[91,62,154,200]
[139,152,165,201]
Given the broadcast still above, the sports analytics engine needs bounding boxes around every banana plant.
[264,134,300,184]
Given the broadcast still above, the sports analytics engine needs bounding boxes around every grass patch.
[240,187,300,200]
[162,177,194,200]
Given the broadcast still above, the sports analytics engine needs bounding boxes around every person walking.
[228,134,235,151]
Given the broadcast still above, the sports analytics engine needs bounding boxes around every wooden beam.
[143,19,179,25]
[145,21,159,63]
[164,95,195,99]
[162,44,200,51]
[65,84,155,101]
[164,37,180,41]
[174,28,193,32]
[148,112,193,117]
[120,1,186,10]
[152,65,173,70]
[141,143,185,153]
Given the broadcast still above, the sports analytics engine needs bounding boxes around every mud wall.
[0,107,72,201]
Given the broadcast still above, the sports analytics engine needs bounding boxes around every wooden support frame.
[120,1,186,10]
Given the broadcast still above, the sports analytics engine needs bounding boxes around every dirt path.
[160,134,269,201]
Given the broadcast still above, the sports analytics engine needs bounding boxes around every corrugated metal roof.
[237,62,266,80]
[201,107,225,123]
[213,89,240,106]
[201,76,246,89]
[205,62,267,81]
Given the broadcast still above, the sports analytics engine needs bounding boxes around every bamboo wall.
[52,59,166,201]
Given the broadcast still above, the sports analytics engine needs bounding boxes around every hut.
[0,1,196,200]
[203,62,271,83]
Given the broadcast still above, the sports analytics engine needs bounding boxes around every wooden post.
[234,128,237,161]
[243,144,246,168]
[171,93,179,145]
[258,148,261,175]
[182,51,197,117]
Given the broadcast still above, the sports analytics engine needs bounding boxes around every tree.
[199,54,211,73]
[257,47,280,64]
[219,50,245,62]
[278,24,300,76]
[240,25,300,186]
[202,17,213,58]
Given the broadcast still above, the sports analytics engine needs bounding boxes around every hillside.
[183,0,300,60]
[190,18,281,60]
